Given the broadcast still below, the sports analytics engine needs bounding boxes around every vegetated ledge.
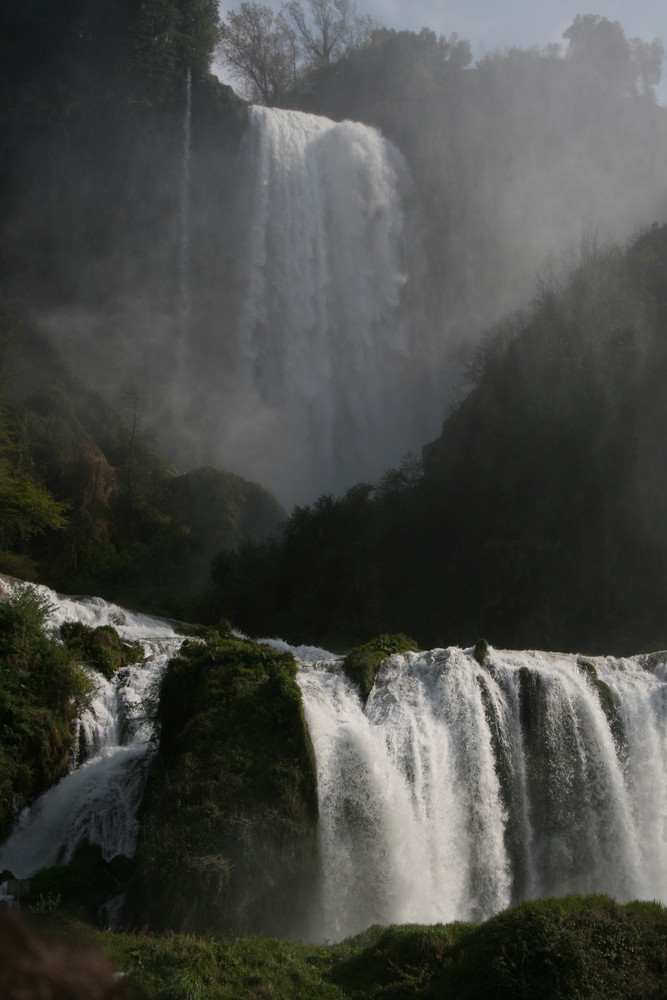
[126,630,319,939]
[342,633,421,701]
[55,893,667,999]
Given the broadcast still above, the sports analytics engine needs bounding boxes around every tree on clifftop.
[219,2,298,104]
[282,0,374,66]
[218,0,375,103]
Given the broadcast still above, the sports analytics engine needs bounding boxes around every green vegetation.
[208,225,667,656]
[29,843,133,925]
[0,366,68,581]
[59,622,143,680]
[128,632,319,937]
[474,639,489,666]
[343,634,420,701]
[0,317,285,614]
[0,585,91,839]
[29,895,666,998]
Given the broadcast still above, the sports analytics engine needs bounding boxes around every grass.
[31,894,667,1000]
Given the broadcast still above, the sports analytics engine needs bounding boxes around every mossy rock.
[343,633,421,702]
[577,659,616,721]
[473,638,489,665]
[28,843,133,924]
[60,621,143,679]
[129,632,319,937]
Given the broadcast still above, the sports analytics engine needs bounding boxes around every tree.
[218,0,375,103]
[563,15,635,94]
[0,400,68,578]
[281,0,373,66]
[132,0,221,104]
[219,2,297,104]
[630,36,665,99]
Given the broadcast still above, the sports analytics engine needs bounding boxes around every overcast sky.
[216,1,667,101]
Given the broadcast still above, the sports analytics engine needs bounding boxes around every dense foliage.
[0,318,285,613]
[59,622,142,681]
[289,19,667,352]
[0,586,91,839]
[208,224,667,655]
[27,895,667,998]
[128,631,319,937]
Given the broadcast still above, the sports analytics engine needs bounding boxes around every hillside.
[0,316,285,613]
[208,224,667,654]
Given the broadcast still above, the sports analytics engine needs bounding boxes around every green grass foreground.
[60,895,667,999]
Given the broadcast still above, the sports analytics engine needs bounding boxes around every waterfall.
[219,106,438,505]
[296,646,667,941]
[0,585,181,877]
[4,585,665,941]
[179,66,192,339]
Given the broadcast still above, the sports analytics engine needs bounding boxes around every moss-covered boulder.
[59,621,142,679]
[27,843,131,924]
[576,659,616,722]
[128,633,319,937]
[343,633,421,702]
[474,638,490,665]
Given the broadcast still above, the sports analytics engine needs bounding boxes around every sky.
[215,0,667,101]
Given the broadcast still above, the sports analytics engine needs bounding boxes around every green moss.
[0,585,92,839]
[577,659,616,721]
[474,638,489,665]
[59,621,143,679]
[128,633,319,937]
[342,633,421,701]
[28,843,131,924]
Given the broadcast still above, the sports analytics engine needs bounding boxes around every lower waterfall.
[1,584,665,942]
[0,584,181,878]
[296,646,667,941]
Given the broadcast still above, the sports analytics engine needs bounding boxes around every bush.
[59,621,142,680]
[0,586,91,839]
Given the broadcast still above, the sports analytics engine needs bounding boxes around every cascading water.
[296,646,667,941]
[220,106,438,504]
[0,584,182,878]
[4,585,665,942]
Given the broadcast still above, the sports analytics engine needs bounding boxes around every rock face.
[128,632,319,937]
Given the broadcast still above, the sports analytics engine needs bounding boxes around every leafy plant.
[0,585,92,839]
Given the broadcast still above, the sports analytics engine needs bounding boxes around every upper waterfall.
[221,106,438,504]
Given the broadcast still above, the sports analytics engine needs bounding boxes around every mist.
[2,12,666,508]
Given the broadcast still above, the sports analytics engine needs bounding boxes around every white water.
[0,583,182,878]
[296,645,667,940]
[221,106,438,504]
[4,585,666,940]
